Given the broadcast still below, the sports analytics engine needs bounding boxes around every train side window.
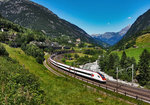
[98,75,100,78]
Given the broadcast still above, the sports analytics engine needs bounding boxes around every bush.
[0,43,9,56]
[0,32,8,42]
[36,56,45,64]
[146,81,150,89]
[76,55,97,65]
[78,42,85,48]
[83,49,103,55]
[21,44,44,64]
[0,57,45,104]
[74,54,79,59]
[62,58,66,63]
[64,53,72,60]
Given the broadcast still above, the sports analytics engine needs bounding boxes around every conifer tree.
[120,51,127,68]
[137,49,150,86]
[113,53,120,67]
[108,54,115,70]
[0,44,9,56]
[99,54,107,71]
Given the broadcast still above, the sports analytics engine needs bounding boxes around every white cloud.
[128,17,132,19]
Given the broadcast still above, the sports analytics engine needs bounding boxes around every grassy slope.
[0,56,45,104]
[3,44,128,105]
[112,33,150,62]
[65,53,92,66]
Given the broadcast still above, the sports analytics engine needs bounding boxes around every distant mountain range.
[0,0,106,46]
[113,9,150,50]
[91,25,131,45]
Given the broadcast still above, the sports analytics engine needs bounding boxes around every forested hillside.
[99,48,150,88]
[0,0,102,45]
[105,32,150,88]
[0,15,47,63]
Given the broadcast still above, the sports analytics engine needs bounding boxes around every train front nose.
[103,77,106,80]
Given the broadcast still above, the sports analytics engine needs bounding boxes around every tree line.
[0,16,46,63]
[99,51,136,82]
[99,50,150,88]
[137,49,150,88]
[62,53,98,66]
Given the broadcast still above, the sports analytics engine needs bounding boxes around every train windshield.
[97,72,105,78]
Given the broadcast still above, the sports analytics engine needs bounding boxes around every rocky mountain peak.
[91,25,131,45]
[113,9,150,50]
[119,25,131,36]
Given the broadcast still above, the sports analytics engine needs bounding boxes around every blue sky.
[31,0,150,34]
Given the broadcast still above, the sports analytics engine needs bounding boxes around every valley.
[0,0,150,104]
[1,44,133,105]
[92,25,131,46]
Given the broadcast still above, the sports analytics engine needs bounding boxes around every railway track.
[47,54,150,104]
[43,60,65,77]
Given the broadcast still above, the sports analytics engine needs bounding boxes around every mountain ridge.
[113,9,150,50]
[0,0,102,45]
[91,25,131,45]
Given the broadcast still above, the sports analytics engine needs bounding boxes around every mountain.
[93,38,110,48]
[118,25,131,36]
[113,9,150,50]
[0,0,101,45]
[91,25,131,46]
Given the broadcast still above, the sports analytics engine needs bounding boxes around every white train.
[49,54,106,83]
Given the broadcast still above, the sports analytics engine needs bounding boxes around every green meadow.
[3,44,129,105]
[112,33,150,63]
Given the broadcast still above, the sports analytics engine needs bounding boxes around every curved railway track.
[47,53,150,104]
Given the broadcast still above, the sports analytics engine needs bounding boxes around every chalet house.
[0,28,8,32]
[76,38,81,42]
[7,33,17,41]
[68,40,72,43]
[1,28,4,32]
[30,40,52,48]
[76,38,81,45]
